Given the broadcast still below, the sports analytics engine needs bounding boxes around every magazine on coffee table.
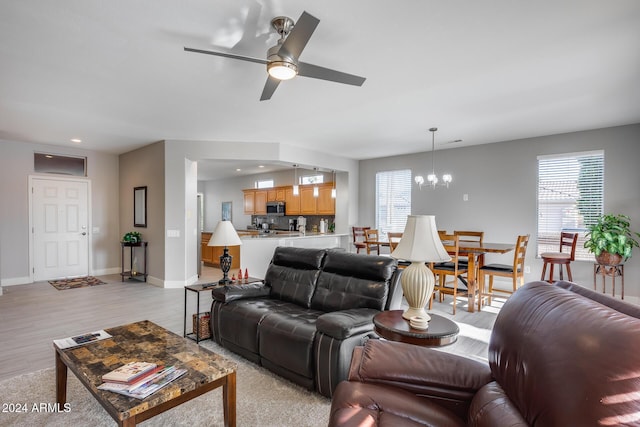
[53,330,112,349]
[98,366,187,399]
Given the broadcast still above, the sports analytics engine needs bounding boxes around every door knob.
[81,232,87,236]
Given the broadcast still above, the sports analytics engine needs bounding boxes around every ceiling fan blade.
[184,47,268,65]
[298,62,366,86]
[260,76,281,101]
[279,11,319,59]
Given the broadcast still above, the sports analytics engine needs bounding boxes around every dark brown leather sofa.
[209,246,403,397]
[329,280,640,426]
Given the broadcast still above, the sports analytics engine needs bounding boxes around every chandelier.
[414,127,452,189]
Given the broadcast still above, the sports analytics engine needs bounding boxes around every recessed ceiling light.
[70,138,82,143]
[236,168,242,172]
[45,155,54,159]
[258,165,265,168]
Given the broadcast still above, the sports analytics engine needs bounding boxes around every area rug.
[0,340,331,427]
[48,276,106,290]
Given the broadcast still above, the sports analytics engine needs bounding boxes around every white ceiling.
[2,1,640,179]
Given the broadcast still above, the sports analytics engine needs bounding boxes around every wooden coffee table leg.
[55,349,67,405]
[223,371,237,427]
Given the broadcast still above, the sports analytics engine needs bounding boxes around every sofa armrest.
[316,308,380,339]
[350,339,492,398]
[211,283,270,303]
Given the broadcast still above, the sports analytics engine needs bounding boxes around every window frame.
[375,169,412,238]
[536,150,604,261]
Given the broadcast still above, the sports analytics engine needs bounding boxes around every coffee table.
[373,310,459,346]
[54,320,237,426]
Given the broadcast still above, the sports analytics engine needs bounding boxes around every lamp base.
[400,261,436,322]
[217,277,232,285]
[402,307,431,321]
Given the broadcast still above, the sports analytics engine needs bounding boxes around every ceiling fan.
[184,11,366,101]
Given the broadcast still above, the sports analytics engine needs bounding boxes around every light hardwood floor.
[0,266,501,382]
[0,267,223,382]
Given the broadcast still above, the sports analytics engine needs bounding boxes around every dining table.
[454,241,516,312]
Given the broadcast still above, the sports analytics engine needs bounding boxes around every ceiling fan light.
[268,61,298,80]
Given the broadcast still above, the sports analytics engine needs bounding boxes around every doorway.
[29,176,91,281]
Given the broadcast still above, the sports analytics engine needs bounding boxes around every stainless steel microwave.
[266,201,286,216]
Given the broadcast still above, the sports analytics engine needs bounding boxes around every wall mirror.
[222,201,232,221]
[134,186,147,227]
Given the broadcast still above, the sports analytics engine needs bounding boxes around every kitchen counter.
[238,232,350,279]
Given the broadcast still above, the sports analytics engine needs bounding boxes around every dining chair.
[431,234,469,314]
[478,234,529,309]
[540,232,578,283]
[453,230,484,267]
[387,232,403,252]
[364,229,381,255]
[352,227,370,254]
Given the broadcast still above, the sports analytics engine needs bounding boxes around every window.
[255,179,274,189]
[537,150,604,261]
[301,175,324,185]
[375,169,412,237]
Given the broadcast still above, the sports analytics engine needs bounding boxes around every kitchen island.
[239,232,350,279]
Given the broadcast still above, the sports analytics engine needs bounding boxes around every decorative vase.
[596,251,623,266]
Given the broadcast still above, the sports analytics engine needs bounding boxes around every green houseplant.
[584,214,640,264]
[122,231,142,244]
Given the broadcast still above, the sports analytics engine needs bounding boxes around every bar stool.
[540,232,578,283]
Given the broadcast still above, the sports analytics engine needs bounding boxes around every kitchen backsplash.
[250,215,335,232]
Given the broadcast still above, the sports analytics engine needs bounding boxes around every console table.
[120,241,148,282]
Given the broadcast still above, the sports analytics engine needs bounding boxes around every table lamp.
[208,220,242,285]
[391,215,451,321]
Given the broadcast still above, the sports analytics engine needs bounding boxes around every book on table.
[101,361,158,384]
[98,366,187,399]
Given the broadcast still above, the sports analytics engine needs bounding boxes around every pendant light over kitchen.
[292,164,299,196]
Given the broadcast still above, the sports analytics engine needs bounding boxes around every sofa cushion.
[264,247,325,308]
[468,381,527,427]
[489,281,640,426]
[311,250,397,312]
[258,304,324,379]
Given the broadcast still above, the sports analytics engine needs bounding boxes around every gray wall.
[359,124,640,299]
[119,142,166,285]
[0,139,120,285]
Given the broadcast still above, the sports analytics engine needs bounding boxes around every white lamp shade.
[208,220,242,246]
[391,215,450,262]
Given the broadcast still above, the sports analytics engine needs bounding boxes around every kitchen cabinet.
[300,186,317,215]
[317,184,335,215]
[267,188,285,202]
[285,188,300,215]
[243,189,267,215]
[254,190,267,214]
[243,190,255,215]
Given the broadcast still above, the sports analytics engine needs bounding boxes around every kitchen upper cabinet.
[243,190,255,214]
[254,190,267,214]
[285,188,300,215]
[267,188,285,202]
[300,186,317,215]
[317,184,335,215]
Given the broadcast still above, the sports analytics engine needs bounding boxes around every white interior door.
[31,177,89,281]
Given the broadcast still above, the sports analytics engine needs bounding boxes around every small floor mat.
[49,276,106,290]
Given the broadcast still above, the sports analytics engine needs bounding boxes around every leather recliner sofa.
[209,246,403,397]
[329,280,640,426]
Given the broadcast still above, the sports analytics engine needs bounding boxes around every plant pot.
[596,251,623,266]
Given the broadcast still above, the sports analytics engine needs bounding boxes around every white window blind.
[537,151,604,261]
[375,169,411,237]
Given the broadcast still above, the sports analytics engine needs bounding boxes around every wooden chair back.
[512,234,530,276]
[387,232,403,252]
[431,234,469,314]
[364,229,381,254]
[559,232,579,261]
[352,226,370,254]
[454,230,484,244]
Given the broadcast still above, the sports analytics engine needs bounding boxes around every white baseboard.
[1,276,32,286]
[91,267,120,276]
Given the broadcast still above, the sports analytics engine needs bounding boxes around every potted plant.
[122,231,142,244]
[584,214,640,265]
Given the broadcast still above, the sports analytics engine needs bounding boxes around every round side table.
[373,310,459,347]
